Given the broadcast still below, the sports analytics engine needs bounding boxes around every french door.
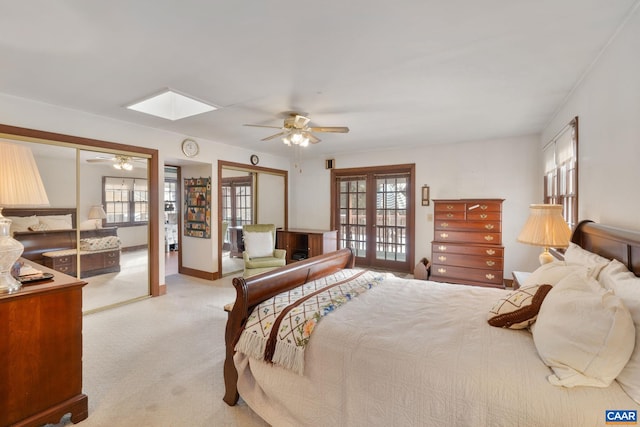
[331,164,415,272]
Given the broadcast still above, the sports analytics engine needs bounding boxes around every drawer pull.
[486,273,495,280]
[438,268,447,274]
[480,204,488,210]
[480,214,488,219]
[438,256,447,262]
[440,233,449,239]
[486,260,495,267]
[484,235,494,241]
[486,249,495,255]
[446,205,454,210]
[446,213,453,218]
[438,245,447,251]
[440,222,449,228]
[484,224,494,230]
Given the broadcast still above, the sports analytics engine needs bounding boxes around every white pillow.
[564,242,610,277]
[7,215,39,234]
[533,271,635,388]
[38,214,73,230]
[244,231,274,258]
[599,259,640,403]
[523,261,594,288]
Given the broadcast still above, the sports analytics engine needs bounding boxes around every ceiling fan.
[244,113,349,146]
[86,155,143,171]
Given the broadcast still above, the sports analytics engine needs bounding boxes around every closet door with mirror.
[0,127,156,313]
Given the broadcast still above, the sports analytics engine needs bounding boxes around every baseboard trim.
[178,265,219,281]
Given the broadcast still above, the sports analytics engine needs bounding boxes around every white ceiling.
[1,1,638,158]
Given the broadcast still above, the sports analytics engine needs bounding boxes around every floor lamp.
[0,141,50,293]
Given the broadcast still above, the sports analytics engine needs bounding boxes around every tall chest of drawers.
[430,199,505,288]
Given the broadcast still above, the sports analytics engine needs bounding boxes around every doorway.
[164,166,180,277]
[331,164,415,272]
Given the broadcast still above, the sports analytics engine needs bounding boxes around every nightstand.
[511,271,531,290]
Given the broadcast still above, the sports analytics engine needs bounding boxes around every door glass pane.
[375,176,407,262]
[338,177,367,257]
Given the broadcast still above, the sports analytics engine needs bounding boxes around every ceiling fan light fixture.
[113,156,134,171]
[282,129,309,147]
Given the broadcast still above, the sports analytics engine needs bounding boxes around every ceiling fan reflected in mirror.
[244,113,349,147]
[86,155,144,171]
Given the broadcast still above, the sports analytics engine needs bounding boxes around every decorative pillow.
[29,223,50,231]
[244,231,274,258]
[533,271,635,388]
[599,259,640,403]
[38,214,73,230]
[487,284,553,329]
[522,261,594,288]
[563,242,610,277]
[7,215,39,234]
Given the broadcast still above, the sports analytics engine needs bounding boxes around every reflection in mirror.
[219,163,287,277]
[79,149,150,312]
[0,136,150,313]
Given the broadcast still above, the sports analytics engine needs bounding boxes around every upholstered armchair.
[242,224,286,277]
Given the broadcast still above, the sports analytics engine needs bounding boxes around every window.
[103,176,149,226]
[543,117,578,228]
[221,175,254,228]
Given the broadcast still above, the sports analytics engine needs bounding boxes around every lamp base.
[0,271,21,294]
[539,247,554,265]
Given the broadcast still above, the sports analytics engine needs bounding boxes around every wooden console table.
[276,229,338,263]
[0,261,88,427]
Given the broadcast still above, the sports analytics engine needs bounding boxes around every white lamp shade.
[0,141,50,207]
[517,204,572,248]
[88,205,107,220]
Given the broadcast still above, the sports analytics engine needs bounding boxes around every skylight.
[126,89,217,121]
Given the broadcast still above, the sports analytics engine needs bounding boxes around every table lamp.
[0,141,50,293]
[88,205,107,229]
[517,204,572,265]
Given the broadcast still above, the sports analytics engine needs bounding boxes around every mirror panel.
[219,161,287,276]
[0,136,151,313]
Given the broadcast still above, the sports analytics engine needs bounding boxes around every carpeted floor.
[56,273,269,427]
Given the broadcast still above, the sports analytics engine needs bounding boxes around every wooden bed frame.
[222,221,640,406]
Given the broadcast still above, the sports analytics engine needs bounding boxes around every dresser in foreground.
[0,261,88,427]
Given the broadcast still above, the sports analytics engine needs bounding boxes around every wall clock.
[250,154,259,165]
[181,138,199,157]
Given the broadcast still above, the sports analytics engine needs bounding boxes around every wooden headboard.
[3,207,77,228]
[571,220,640,277]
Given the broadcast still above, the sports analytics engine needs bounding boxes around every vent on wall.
[325,159,335,169]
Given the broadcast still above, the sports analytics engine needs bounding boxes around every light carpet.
[57,273,269,427]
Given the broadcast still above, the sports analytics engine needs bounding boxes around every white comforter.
[235,273,638,426]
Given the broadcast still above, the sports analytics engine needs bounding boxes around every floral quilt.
[235,269,385,374]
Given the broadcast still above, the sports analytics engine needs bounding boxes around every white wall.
[289,135,543,274]
[541,5,640,230]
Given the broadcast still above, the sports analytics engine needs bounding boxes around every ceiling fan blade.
[308,126,349,133]
[307,133,321,144]
[86,158,114,163]
[261,132,286,141]
[293,115,311,129]
[244,124,283,129]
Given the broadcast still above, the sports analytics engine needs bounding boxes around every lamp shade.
[88,205,107,220]
[0,141,50,207]
[517,204,572,248]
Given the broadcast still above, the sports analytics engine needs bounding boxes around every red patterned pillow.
[487,284,553,329]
